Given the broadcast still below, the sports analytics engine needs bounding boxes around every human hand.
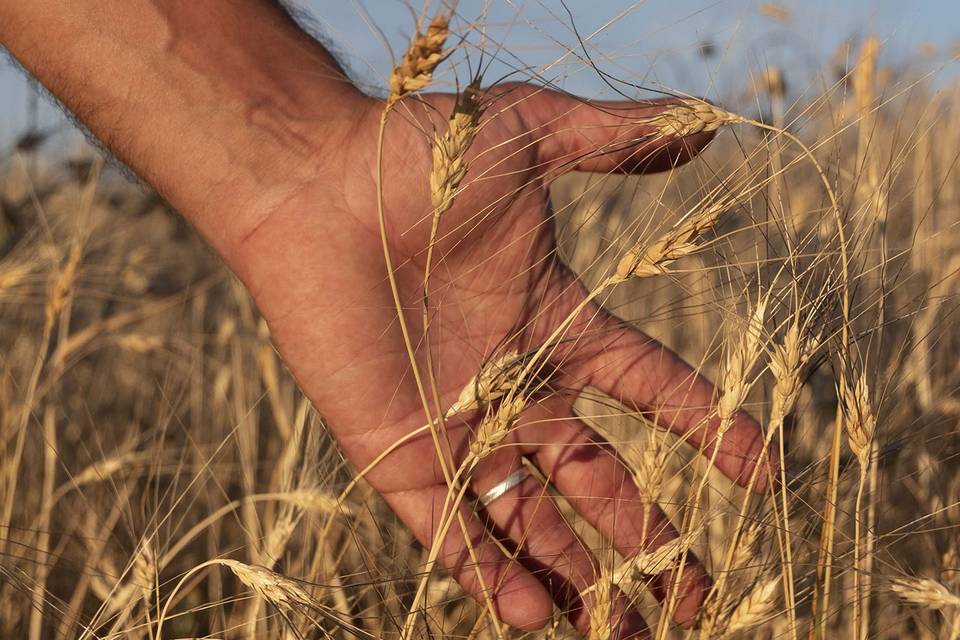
[229,84,772,637]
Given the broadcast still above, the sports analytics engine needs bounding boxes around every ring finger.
[469,410,647,638]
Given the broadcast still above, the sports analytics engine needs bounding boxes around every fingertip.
[626,129,715,174]
[651,551,712,628]
[492,565,554,631]
[617,608,651,639]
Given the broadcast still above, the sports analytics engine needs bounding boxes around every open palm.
[229,84,770,637]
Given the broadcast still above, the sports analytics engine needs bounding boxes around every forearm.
[0,0,367,253]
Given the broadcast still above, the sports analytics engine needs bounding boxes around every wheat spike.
[890,576,960,610]
[45,241,82,329]
[132,537,157,593]
[611,537,690,590]
[388,15,449,106]
[840,372,875,467]
[612,197,730,282]
[768,320,818,420]
[722,576,781,636]
[642,100,743,139]
[631,436,668,505]
[583,565,614,640]
[446,351,525,417]
[283,489,346,515]
[758,3,792,24]
[0,260,32,298]
[430,83,484,213]
[467,395,526,465]
[729,518,766,573]
[220,560,317,611]
[717,297,768,435]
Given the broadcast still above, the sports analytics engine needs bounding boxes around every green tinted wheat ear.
[388,15,449,106]
[642,100,744,138]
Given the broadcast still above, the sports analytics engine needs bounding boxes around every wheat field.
[2,5,960,639]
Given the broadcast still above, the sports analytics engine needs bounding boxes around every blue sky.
[1,0,958,143]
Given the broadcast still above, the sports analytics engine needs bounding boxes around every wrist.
[0,0,373,260]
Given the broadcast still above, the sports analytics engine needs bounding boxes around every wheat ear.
[716,297,768,436]
[890,576,960,610]
[609,195,731,283]
[642,99,744,138]
[840,372,876,468]
[446,350,526,417]
[430,83,484,213]
[388,15,449,107]
[722,576,782,637]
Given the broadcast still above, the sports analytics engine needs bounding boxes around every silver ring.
[477,467,531,507]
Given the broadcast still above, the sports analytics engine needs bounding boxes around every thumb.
[503,84,716,177]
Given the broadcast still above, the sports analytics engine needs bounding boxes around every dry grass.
[3,6,960,640]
